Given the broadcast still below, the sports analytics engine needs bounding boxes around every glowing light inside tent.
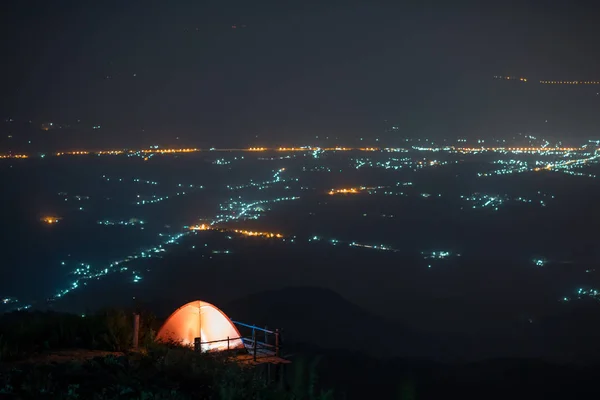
[156,300,244,352]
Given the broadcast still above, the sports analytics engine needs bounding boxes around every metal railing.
[233,321,281,359]
[193,336,243,352]
[191,321,281,362]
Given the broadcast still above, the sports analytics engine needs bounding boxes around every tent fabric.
[156,300,244,351]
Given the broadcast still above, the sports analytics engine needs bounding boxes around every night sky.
[1,1,600,147]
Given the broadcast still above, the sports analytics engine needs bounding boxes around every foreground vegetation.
[1,346,319,399]
[0,309,158,361]
[3,309,600,399]
[0,310,334,399]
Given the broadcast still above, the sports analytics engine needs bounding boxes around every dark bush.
[0,345,297,399]
[0,309,160,361]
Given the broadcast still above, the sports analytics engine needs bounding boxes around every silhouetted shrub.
[0,345,305,399]
[0,309,336,398]
[0,308,160,361]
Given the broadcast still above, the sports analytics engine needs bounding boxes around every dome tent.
[156,300,244,352]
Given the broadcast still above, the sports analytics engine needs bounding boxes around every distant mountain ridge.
[223,286,600,363]
[222,286,467,361]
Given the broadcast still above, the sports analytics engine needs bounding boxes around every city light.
[328,187,378,195]
[232,229,283,238]
[562,288,600,303]
[0,154,28,159]
[0,145,595,160]
[190,224,210,231]
[41,216,61,224]
[1,138,597,312]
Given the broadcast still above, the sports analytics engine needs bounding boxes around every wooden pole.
[227,336,230,350]
[132,313,140,350]
[275,328,280,357]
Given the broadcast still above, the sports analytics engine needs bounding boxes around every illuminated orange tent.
[156,300,244,351]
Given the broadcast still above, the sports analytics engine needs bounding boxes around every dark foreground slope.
[3,347,600,399]
[0,347,308,399]
[2,307,600,399]
[287,346,600,400]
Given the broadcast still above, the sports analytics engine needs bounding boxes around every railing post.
[194,337,201,352]
[275,329,280,357]
[132,313,140,350]
[227,336,230,350]
[253,335,257,362]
